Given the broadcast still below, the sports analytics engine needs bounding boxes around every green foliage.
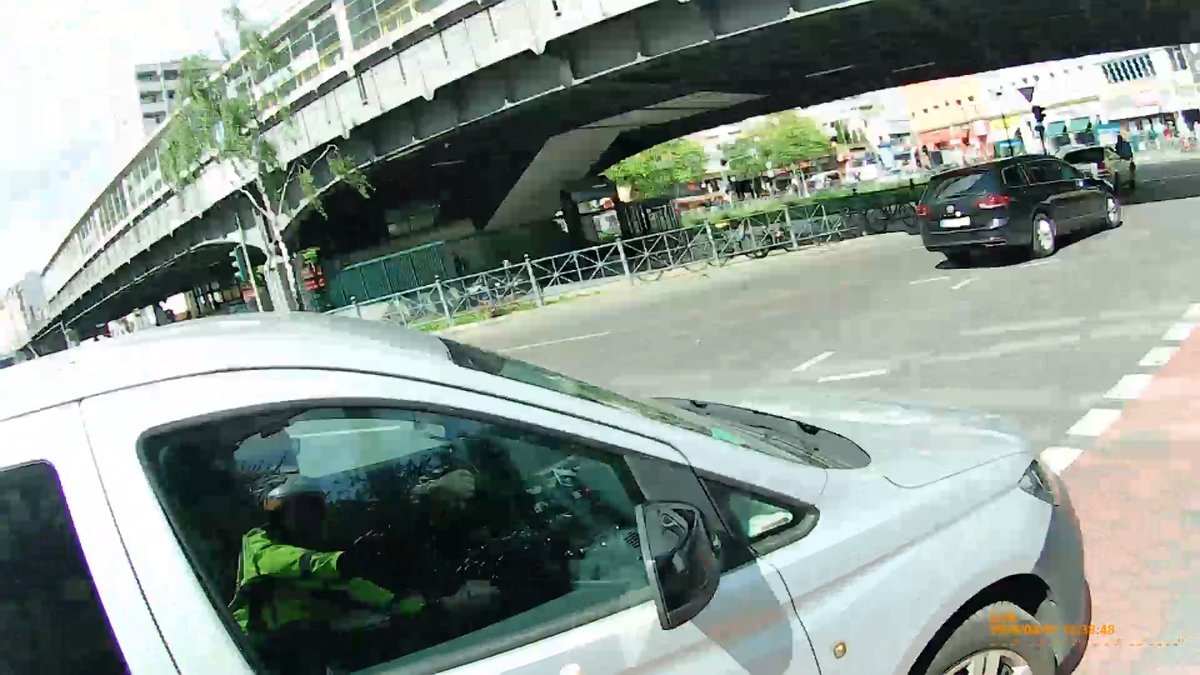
[602,138,708,199]
[723,136,765,181]
[158,1,371,225]
[723,113,832,180]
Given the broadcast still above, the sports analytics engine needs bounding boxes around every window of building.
[0,462,128,674]
[967,95,975,102]
[140,404,660,674]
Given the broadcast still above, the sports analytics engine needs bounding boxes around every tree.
[602,138,708,199]
[722,113,831,186]
[722,135,766,181]
[159,3,371,310]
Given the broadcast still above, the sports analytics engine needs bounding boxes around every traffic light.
[1032,106,1046,124]
[231,247,250,285]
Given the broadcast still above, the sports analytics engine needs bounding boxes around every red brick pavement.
[1065,328,1200,675]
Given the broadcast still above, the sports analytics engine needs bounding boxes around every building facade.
[134,59,221,134]
[0,274,47,354]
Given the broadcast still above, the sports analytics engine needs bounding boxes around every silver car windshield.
[439,338,826,467]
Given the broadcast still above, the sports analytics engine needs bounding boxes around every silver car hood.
[674,387,1032,488]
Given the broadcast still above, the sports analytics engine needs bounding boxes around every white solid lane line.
[1163,322,1195,342]
[793,351,835,372]
[960,316,1085,337]
[951,277,976,291]
[1139,346,1179,368]
[1040,447,1084,475]
[1185,303,1200,321]
[1104,374,1155,401]
[910,276,950,285]
[1066,409,1122,437]
[818,369,889,383]
[503,332,611,352]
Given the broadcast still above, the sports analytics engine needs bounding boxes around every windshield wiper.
[682,401,836,468]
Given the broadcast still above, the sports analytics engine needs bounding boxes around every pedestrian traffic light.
[1032,106,1046,124]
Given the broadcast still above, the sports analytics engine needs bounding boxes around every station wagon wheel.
[1029,213,1056,259]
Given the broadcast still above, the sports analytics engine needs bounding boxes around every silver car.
[1057,144,1136,194]
[0,314,1089,675]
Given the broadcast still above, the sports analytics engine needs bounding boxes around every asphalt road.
[446,157,1200,674]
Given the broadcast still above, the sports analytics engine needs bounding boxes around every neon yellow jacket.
[229,527,421,635]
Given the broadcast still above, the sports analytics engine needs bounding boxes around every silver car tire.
[1105,195,1122,229]
[922,602,1057,675]
[1030,213,1056,259]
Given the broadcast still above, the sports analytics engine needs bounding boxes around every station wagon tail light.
[977,194,1011,210]
[914,204,931,217]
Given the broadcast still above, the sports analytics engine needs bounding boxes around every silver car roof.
[0,314,453,422]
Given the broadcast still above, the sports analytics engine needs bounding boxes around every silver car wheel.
[1035,218,1055,254]
[941,648,1032,675]
[1106,196,1120,226]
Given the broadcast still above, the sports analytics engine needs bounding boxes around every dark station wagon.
[917,155,1122,266]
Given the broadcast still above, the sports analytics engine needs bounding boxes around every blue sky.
[0,0,290,290]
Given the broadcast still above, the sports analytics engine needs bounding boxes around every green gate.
[325,241,451,308]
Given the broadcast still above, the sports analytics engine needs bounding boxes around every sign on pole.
[1017,86,1036,103]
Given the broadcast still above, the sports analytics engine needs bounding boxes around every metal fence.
[326,203,855,329]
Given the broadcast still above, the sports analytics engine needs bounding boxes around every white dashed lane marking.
[910,276,950,285]
[1104,374,1154,401]
[1067,409,1123,437]
[1045,303,1198,474]
[793,351,835,372]
[951,277,976,291]
[1140,346,1179,367]
[1163,322,1195,342]
[503,332,611,352]
[1040,447,1084,475]
[818,369,889,383]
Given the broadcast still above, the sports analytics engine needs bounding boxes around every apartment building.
[134,59,221,134]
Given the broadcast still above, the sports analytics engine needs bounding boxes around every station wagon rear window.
[926,170,998,201]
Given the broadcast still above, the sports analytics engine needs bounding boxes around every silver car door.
[80,368,819,675]
[0,404,176,674]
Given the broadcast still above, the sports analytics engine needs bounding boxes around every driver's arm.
[246,529,343,582]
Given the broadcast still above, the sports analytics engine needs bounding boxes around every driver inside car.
[230,472,495,671]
